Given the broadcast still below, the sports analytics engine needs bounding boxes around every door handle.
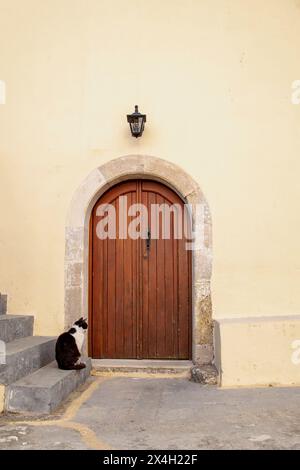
[145,229,151,257]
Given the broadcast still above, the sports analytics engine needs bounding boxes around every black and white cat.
[55,317,88,370]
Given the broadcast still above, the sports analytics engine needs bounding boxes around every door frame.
[64,155,213,365]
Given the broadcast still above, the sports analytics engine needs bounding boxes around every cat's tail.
[57,362,86,370]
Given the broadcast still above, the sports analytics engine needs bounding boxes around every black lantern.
[127,105,146,138]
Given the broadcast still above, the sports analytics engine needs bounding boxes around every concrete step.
[92,359,193,376]
[0,315,34,343]
[0,294,7,315]
[6,358,92,414]
[0,336,56,385]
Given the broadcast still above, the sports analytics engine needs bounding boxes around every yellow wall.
[0,0,300,361]
[215,317,300,387]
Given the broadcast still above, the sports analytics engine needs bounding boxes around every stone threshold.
[92,359,219,386]
[92,359,193,375]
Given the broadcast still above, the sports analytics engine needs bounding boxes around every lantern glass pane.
[131,119,140,134]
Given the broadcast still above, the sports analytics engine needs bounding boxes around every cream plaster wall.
[215,317,300,387]
[0,0,300,366]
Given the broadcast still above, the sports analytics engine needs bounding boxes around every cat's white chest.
[71,326,85,352]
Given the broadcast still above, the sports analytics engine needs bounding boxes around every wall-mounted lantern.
[127,105,146,138]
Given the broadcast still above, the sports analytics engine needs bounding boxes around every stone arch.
[65,155,213,365]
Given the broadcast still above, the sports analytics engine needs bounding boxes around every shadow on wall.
[213,321,222,384]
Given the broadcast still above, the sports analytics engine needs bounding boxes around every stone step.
[0,315,34,343]
[5,358,92,414]
[92,359,193,376]
[0,294,7,315]
[0,336,56,385]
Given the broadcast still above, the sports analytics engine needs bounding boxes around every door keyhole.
[145,229,151,257]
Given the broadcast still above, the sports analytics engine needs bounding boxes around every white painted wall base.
[214,316,300,387]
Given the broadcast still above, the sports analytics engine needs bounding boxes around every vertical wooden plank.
[101,222,108,357]
[88,215,93,357]
[177,234,190,359]
[141,187,149,358]
[173,236,179,359]
[92,203,106,358]
[164,209,174,357]
[132,185,138,358]
[123,191,134,357]
[115,196,124,357]
[147,191,157,358]
[156,194,166,358]
[123,191,130,357]
[188,244,192,359]
[136,181,141,358]
[107,199,116,357]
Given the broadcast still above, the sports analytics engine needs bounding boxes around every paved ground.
[0,374,300,450]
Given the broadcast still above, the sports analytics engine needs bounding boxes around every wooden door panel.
[91,182,138,358]
[140,181,191,359]
[178,236,191,359]
[90,179,191,359]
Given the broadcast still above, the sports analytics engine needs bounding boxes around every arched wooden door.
[89,180,192,359]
